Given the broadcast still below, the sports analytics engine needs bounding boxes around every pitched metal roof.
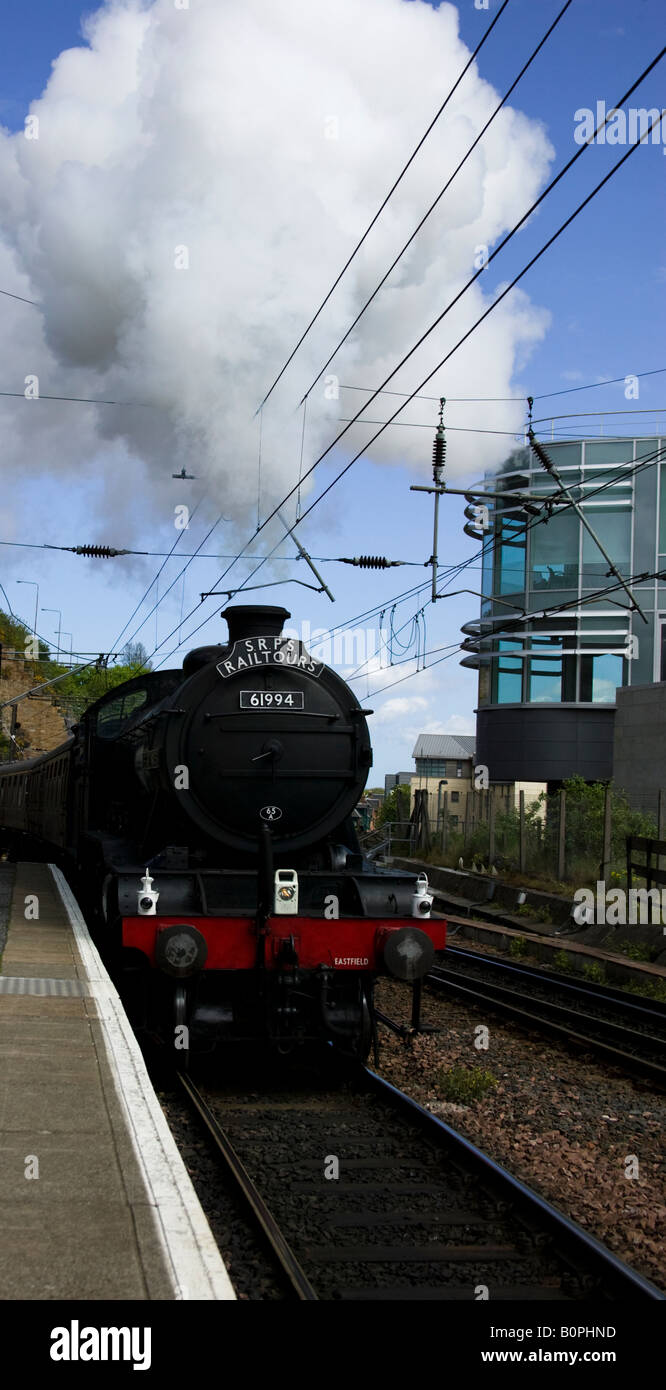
[411,733,476,760]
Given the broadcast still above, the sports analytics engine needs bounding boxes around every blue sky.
[0,0,664,779]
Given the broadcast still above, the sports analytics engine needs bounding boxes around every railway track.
[176,1065,663,1302]
[426,947,666,1086]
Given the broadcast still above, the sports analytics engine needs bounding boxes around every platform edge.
[49,864,236,1302]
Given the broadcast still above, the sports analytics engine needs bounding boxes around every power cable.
[109,494,205,653]
[338,366,666,406]
[299,0,573,404]
[151,436,663,670]
[118,510,228,653]
[172,48,666,646]
[291,98,666,541]
[0,288,40,307]
[255,0,511,413]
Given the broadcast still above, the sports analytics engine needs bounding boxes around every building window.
[450,815,459,828]
[495,640,523,703]
[456,762,463,777]
[497,516,526,595]
[658,457,666,552]
[530,508,579,591]
[481,529,494,615]
[661,622,666,681]
[415,758,448,776]
[451,791,460,803]
[581,507,631,588]
[528,637,563,703]
[580,652,623,703]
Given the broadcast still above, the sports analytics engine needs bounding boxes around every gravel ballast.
[374,977,666,1293]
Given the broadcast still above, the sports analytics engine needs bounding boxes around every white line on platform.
[50,864,236,1302]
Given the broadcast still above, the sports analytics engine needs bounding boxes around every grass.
[437,1065,498,1104]
[618,940,653,962]
[581,960,606,984]
[508,935,528,959]
[622,977,666,1003]
[515,903,553,924]
[553,949,574,973]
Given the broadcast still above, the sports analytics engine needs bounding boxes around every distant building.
[384,771,412,795]
[357,790,384,832]
[411,734,475,833]
[410,732,544,833]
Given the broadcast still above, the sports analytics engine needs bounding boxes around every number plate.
[240,690,304,710]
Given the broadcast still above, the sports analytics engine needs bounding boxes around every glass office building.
[460,435,664,785]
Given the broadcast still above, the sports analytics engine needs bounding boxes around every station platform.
[0,861,235,1301]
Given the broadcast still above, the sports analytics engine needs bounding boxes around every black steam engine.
[0,606,445,1056]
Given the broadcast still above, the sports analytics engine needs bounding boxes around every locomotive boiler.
[0,605,446,1056]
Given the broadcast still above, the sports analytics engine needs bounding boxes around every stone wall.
[0,653,69,757]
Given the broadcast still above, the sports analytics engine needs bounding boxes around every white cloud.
[372,694,428,724]
[0,0,554,549]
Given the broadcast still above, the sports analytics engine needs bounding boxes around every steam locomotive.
[0,606,446,1056]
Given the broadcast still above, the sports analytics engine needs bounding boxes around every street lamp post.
[16,580,39,643]
[437,778,449,852]
[61,632,73,663]
[41,607,62,660]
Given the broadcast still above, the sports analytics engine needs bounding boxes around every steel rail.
[361,1068,664,1301]
[427,965,666,1086]
[176,1070,318,1301]
[445,944,666,1018]
[175,1064,663,1301]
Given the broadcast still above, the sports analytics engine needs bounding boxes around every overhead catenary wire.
[108,494,205,654]
[143,56,666,669]
[348,440,665,682]
[302,442,666,689]
[337,406,666,438]
[150,433,664,672]
[254,0,512,414]
[0,537,424,565]
[364,557,666,701]
[164,47,666,656]
[290,100,666,545]
[116,508,228,654]
[298,0,574,404]
[0,288,40,307]
[338,366,666,406]
[0,389,153,406]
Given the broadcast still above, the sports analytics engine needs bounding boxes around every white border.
[50,864,236,1301]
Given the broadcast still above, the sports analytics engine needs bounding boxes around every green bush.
[437,1065,498,1103]
[618,940,652,962]
[623,978,666,1003]
[582,960,606,983]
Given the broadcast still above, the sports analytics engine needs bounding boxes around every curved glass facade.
[460,436,664,783]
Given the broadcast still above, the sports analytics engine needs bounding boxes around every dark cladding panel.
[477,706,615,782]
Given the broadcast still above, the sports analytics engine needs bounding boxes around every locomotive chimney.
[222,605,291,645]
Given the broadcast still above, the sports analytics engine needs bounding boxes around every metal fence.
[400,784,663,886]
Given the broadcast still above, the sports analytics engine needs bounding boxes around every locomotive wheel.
[333,984,373,1062]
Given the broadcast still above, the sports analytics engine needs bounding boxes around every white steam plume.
[0,0,553,547]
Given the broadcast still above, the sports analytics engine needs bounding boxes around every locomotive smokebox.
[222,605,291,645]
[162,602,372,854]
